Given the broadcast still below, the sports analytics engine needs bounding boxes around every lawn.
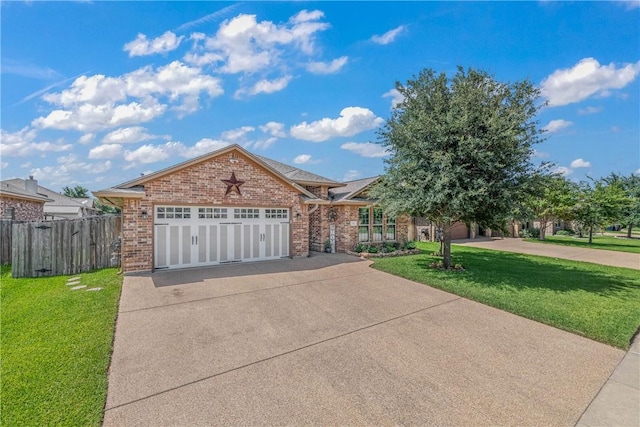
[526,235,640,254]
[0,266,122,426]
[372,242,640,349]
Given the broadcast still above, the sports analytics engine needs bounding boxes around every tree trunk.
[442,221,452,269]
[589,225,593,244]
[628,224,633,238]
[539,219,546,240]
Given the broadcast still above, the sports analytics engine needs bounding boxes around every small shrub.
[555,230,573,236]
[403,241,417,250]
[383,243,397,253]
[519,227,540,239]
[354,243,367,253]
[367,245,379,254]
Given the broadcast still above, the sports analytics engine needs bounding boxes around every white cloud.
[540,58,640,106]
[33,61,223,131]
[124,142,179,165]
[340,142,390,158]
[88,144,122,159]
[617,1,640,10]
[124,31,184,57]
[221,126,255,141]
[0,127,72,157]
[553,166,573,176]
[102,126,165,144]
[292,154,320,164]
[181,138,230,158]
[570,158,591,168]
[79,133,95,144]
[187,10,329,74]
[577,106,603,115]
[252,137,277,150]
[0,162,7,170]
[343,170,361,181]
[383,88,404,109]
[30,155,111,186]
[635,168,640,175]
[543,119,573,134]
[176,4,240,32]
[259,121,286,138]
[290,107,384,142]
[236,75,293,98]
[20,162,31,168]
[371,25,405,45]
[305,56,348,74]
[532,149,550,159]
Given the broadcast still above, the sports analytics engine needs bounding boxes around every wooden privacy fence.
[10,215,121,278]
[0,219,13,265]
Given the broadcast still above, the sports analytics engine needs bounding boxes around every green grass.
[526,235,640,254]
[1,266,122,426]
[372,242,640,349]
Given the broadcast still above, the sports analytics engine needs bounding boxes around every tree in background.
[371,67,544,269]
[573,179,629,244]
[62,185,89,199]
[603,173,640,238]
[521,173,578,240]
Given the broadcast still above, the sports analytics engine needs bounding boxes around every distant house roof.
[0,179,51,203]
[330,176,380,203]
[2,178,98,215]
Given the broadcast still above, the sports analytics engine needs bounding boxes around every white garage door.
[154,206,290,270]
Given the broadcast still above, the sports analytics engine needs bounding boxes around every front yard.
[372,242,640,349]
[0,266,122,426]
[526,235,640,254]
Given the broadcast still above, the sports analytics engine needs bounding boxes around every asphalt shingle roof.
[329,176,379,202]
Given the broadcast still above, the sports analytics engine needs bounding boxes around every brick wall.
[0,196,44,221]
[120,151,309,273]
[333,207,412,252]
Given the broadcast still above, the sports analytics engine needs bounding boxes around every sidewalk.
[454,237,640,270]
[454,237,640,426]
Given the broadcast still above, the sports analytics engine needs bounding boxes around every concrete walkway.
[103,254,623,426]
[454,237,640,270]
[454,237,640,426]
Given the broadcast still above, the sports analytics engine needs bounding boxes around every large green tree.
[522,173,578,240]
[371,67,544,268]
[603,173,640,237]
[574,178,629,244]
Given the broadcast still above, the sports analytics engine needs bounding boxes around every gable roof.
[95,144,323,202]
[254,155,341,187]
[0,179,51,203]
[329,176,380,203]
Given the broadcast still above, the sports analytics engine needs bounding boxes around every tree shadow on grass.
[411,248,640,296]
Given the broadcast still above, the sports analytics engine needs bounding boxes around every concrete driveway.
[104,254,622,426]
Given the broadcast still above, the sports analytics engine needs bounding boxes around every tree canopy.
[62,185,89,198]
[371,67,544,268]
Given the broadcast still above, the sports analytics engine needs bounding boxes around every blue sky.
[1,1,639,193]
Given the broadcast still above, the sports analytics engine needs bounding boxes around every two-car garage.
[154,206,290,270]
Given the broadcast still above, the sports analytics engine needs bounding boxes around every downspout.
[308,204,320,215]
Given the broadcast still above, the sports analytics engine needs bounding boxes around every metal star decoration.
[222,172,245,195]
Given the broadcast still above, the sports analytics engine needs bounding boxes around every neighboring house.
[94,144,415,274]
[0,176,51,221]
[3,178,99,220]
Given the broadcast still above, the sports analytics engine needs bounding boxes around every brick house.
[94,144,414,274]
[0,177,51,221]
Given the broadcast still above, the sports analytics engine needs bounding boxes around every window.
[358,208,370,242]
[5,207,15,220]
[358,207,396,242]
[386,216,396,240]
[197,207,228,219]
[234,208,259,219]
[156,206,191,219]
[265,209,288,219]
[372,208,383,242]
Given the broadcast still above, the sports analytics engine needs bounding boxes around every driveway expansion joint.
[105,296,462,412]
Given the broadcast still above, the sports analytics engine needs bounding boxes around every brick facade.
[0,196,44,221]
[120,151,309,273]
